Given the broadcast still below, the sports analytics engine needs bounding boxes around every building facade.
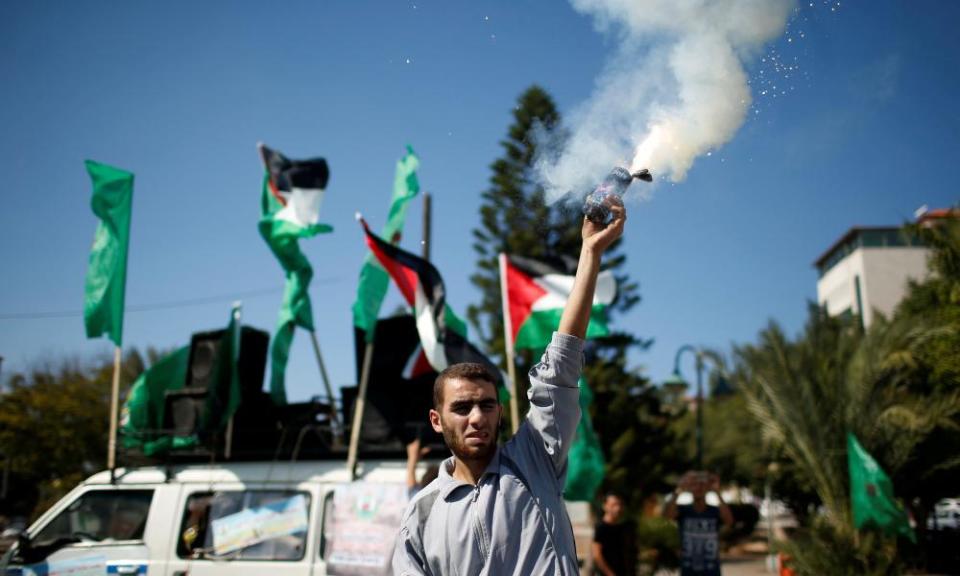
[815,224,929,328]
[815,208,959,327]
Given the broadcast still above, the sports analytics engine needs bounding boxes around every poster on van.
[210,494,309,555]
[323,482,408,575]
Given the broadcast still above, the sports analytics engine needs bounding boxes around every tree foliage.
[468,85,680,509]
[733,215,960,574]
[898,216,960,390]
[0,350,148,519]
[669,386,769,489]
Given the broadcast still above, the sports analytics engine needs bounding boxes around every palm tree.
[736,307,860,530]
[735,303,960,574]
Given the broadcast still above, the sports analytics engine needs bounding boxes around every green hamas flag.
[258,144,332,405]
[83,160,134,347]
[207,304,243,430]
[352,146,421,342]
[121,345,190,456]
[847,433,915,541]
[352,147,468,344]
[564,376,605,501]
[121,306,242,455]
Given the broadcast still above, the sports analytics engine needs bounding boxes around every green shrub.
[776,517,902,576]
[636,516,679,575]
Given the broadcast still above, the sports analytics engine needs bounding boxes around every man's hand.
[666,469,695,520]
[582,202,626,256]
[709,473,735,529]
[708,473,722,494]
[406,438,430,462]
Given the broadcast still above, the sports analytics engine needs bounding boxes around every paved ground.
[654,555,772,576]
[720,556,772,576]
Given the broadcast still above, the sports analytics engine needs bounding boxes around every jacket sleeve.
[392,525,430,576]
[522,331,584,477]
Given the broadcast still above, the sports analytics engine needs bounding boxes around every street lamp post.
[664,345,705,470]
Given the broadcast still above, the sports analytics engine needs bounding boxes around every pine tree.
[468,85,681,502]
[468,85,574,363]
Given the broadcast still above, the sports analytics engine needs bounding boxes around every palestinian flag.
[500,253,616,350]
[359,216,499,379]
[260,143,332,231]
[258,143,332,405]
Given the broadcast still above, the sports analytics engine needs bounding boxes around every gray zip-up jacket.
[392,332,584,576]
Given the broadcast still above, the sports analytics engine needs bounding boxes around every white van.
[1,460,412,576]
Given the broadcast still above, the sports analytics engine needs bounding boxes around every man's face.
[430,377,501,463]
[603,495,624,521]
[691,475,708,500]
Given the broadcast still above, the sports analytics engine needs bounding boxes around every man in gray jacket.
[392,203,627,575]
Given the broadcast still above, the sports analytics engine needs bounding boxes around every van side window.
[34,490,153,545]
[178,490,310,561]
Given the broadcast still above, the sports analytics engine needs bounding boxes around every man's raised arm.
[559,203,626,338]
[521,203,627,475]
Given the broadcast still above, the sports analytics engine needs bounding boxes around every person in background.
[405,437,440,498]
[664,471,734,576]
[180,496,211,557]
[592,491,636,576]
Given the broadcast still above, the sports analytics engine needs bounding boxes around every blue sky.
[1,0,958,402]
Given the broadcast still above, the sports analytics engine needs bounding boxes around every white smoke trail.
[538,0,795,202]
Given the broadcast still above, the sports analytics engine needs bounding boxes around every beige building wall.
[858,247,930,325]
[817,246,929,327]
[817,250,863,318]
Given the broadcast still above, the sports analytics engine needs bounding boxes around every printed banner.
[211,494,309,555]
[323,482,408,575]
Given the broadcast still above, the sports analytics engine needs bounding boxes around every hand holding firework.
[582,167,652,225]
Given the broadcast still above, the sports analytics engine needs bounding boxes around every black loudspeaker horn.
[165,388,208,438]
[349,315,443,451]
[185,326,269,395]
[164,326,269,439]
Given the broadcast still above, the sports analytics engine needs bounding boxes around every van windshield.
[34,490,153,545]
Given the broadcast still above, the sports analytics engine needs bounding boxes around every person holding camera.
[665,471,734,576]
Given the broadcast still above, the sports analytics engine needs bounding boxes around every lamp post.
[664,345,705,470]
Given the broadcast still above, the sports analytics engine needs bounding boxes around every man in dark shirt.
[593,492,635,576]
[665,472,734,576]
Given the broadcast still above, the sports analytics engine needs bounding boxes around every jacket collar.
[438,448,501,501]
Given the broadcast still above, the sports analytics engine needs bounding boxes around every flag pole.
[346,342,374,480]
[347,196,432,478]
[107,346,122,473]
[347,211,374,480]
[224,301,243,460]
[499,253,521,434]
[308,330,343,439]
[422,192,432,261]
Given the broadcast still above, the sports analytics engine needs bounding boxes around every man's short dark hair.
[603,491,625,504]
[433,362,497,409]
